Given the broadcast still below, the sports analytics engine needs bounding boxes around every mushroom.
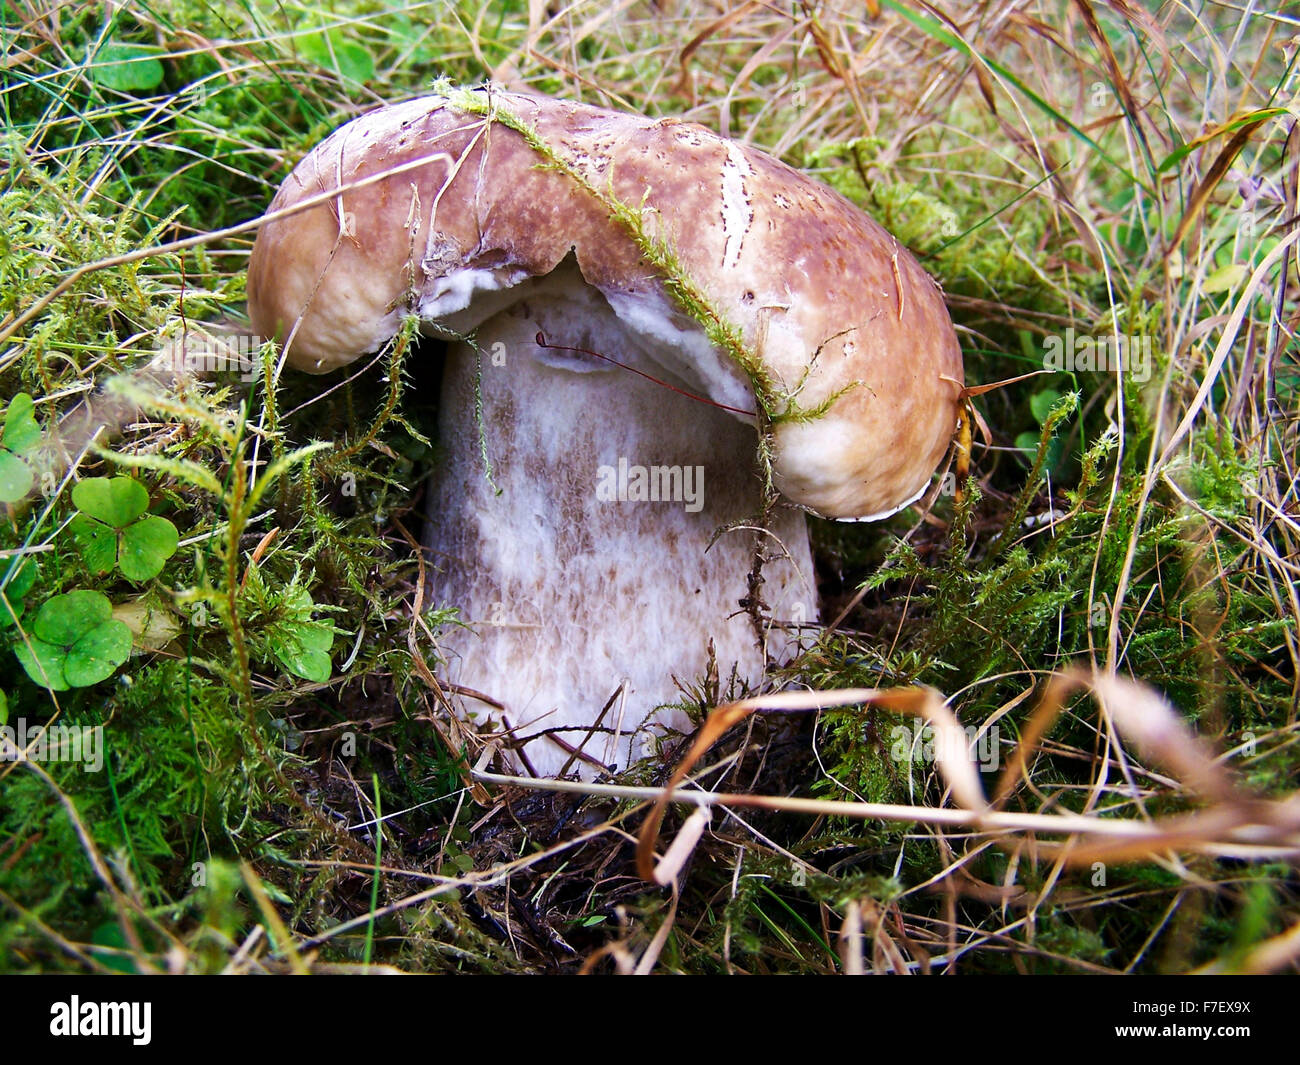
[247,88,964,777]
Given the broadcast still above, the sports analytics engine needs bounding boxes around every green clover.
[1029,389,1063,425]
[298,29,374,84]
[89,920,141,974]
[1016,388,1069,471]
[70,477,180,582]
[0,393,42,502]
[13,590,132,690]
[87,41,165,92]
[0,556,39,631]
[266,587,335,683]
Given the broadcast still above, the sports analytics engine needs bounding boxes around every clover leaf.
[88,41,165,92]
[298,29,374,84]
[1017,388,1069,471]
[0,393,42,502]
[266,586,335,683]
[13,590,132,690]
[1029,388,1063,425]
[0,556,39,630]
[70,477,179,582]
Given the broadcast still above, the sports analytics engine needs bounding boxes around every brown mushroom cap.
[247,89,963,520]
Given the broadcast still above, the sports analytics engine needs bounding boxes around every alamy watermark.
[889,723,1001,773]
[0,717,104,772]
[152,331,265,382]
[50,996,150,1045]
[1043,326,1152,383]
[596,458,704,513]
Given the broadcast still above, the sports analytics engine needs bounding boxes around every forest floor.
[1,0,1297,974]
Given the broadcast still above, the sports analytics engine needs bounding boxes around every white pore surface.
[424,269,817,778]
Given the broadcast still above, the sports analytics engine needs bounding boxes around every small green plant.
[297,26,375,86]
[0,556,39,630]
[11,589,132,691]
[86,40,166,93]
[262,581,336,684]
[69,476,179,582]
[1015,387,1067,472]
[0,393,41,502]
[4,476,176,692]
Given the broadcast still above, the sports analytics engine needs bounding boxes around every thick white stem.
[424,280,817,777]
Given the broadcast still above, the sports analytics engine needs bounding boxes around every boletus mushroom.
[247,88,964,777]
